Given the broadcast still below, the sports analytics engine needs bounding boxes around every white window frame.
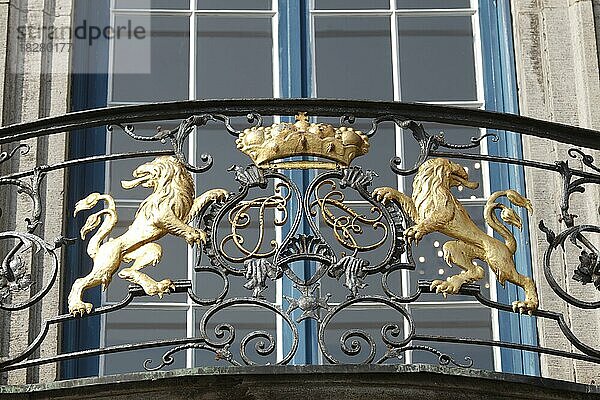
[308,0,501,370]
[101,0,281,374]
[100,0,503,374]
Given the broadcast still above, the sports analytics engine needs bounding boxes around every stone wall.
[0,366,598,400]
[0,0,71,385]
[511,0,600,384]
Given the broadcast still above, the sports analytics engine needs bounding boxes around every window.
[308,0,499,369]
[64,0,538,377]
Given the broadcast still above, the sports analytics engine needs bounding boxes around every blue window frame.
[64,0,538,377]
[279,0,317,365]
[62,0,109,379]
[480,0,539,375]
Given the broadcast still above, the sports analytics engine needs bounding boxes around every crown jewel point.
[295,112,308,123]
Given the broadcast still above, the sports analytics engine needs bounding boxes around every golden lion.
[373,158,539,314]
[68,156,228,316]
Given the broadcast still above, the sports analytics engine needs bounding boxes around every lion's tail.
[74,193,117,259]
[484,190,533,255]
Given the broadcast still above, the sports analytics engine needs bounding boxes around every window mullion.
[185,0,196,370]
[278,0,319,365]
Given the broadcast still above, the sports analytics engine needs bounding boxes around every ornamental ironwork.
[0,100,599,373]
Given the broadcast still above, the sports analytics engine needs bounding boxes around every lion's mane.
[412,159,453,218]
[137,156,195,222]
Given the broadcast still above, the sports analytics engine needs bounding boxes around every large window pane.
[402,124,485,199]
[194,124,256,193]
[397,16,477,101]
[196,17,273,98]
[104,309,187,374]
[314,0,389,9]
[410,306,493,370]
[397,0,471,9]
[96,0,501,372]
[112,14,190,102]
[115,0,189,9]
[197,0,271,10]
[108,121,184,200]
[319,306,406,364]
[314,16,393,100]
[314,118,397,191]
[194,307,277,366]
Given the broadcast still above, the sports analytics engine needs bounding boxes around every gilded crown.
[236,113,370,169]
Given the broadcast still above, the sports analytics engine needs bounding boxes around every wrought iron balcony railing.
[0,99,599,375]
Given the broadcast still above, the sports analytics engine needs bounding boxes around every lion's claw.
[512,300,537,315]
[373,187,393,205]
[197,229,208,245]
[211,189,228,202]
[145,279,176,298]
[69,301,93,317]
[430,279,462,297]
[404,226,425,246]
[185,229,207,246]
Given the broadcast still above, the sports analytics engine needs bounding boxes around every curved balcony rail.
[0,99,599,374]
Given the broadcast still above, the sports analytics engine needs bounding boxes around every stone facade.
[511,0,600,383]
[0,0,599,389]
[1,365,599,400]
[0,0,71,385]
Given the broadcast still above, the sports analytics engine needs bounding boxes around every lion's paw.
[145,279,176,298]
[69,301,93,317]
[185,229,207,245]
[211,189,229,202]
[430,279,462,297]
[404,225,426,245]
[372,187,395,205]
[512,300,537,315]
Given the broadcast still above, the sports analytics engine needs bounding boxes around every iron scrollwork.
[0,104,599,375]
[538,149,600,309]
[0,165,75,311]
